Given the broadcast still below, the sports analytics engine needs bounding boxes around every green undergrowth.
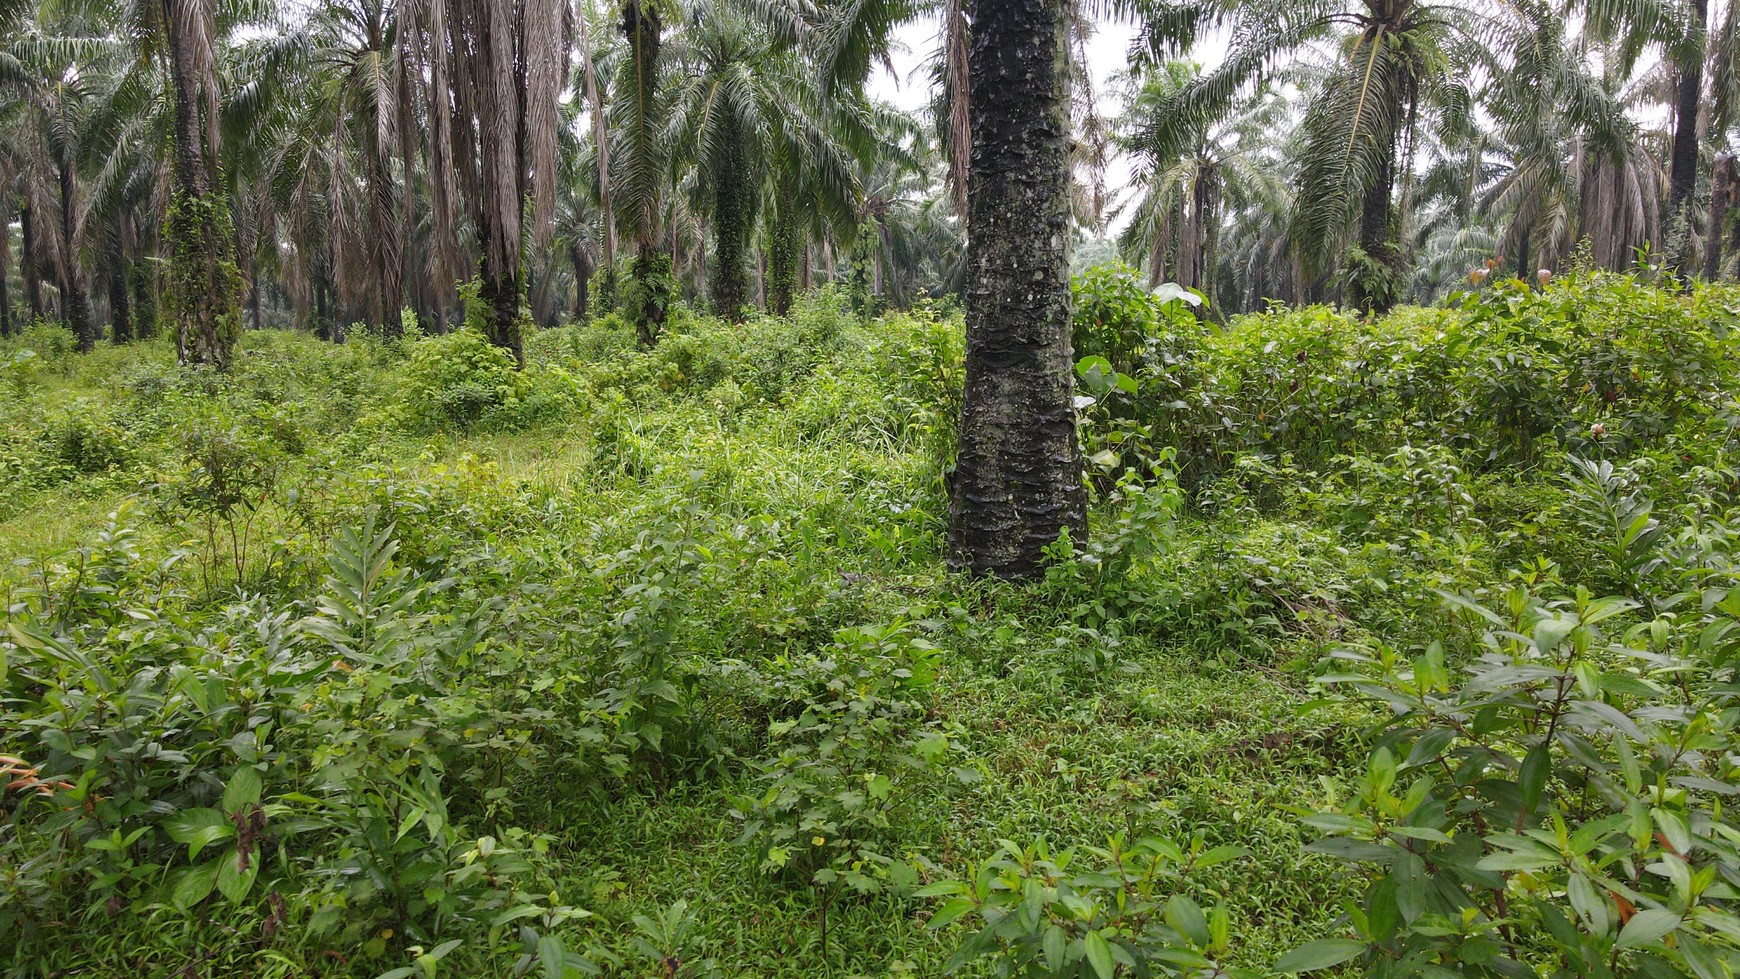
[4,274,1740,978]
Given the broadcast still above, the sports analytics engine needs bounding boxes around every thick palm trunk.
[947,0,1086,577]
[365,141,405,336]
[469,0,525,362]
[1147,204,1172,287]
[418,0,461,328]
[314,274,331,341]
[110,268,133,342]
[0,197,10,337]
[767,190,800,316]
[108,217,133,343]
[131,244,158,339]
[579,5,615,272]
[1203,172,1223,309]
[570,243,593,321]
[20,201,43,320]
[1353,146,1397,312]
[1666,0,1707,275]
[1707,154,1734,281]
[55,161,94,352]
[619,0,668,345]
[711,124,751,320]
[237,221,266,332]
[396,32,430,328]
[163,0,243,369]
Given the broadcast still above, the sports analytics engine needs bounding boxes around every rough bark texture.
[767,189,799,316]
[396,28,425,327]
[163,0,243,369]
[417,0,459,329]
[471,0,525,363]
[579,4,615,271]
[1201,171,1222,308]
[1709,153,1735,282]
[521,0,564,251]
[947,0,1086,578]
[21,200,43,320]
[364,137,405,335]
[314,275,331,341]
[1666,0,1707,276]
[108,220,133,343]
[0,197,11,337]
[56,160,94,352]
[1354,147,1397,312]
[129,256,157,339]
[570,243,593,321]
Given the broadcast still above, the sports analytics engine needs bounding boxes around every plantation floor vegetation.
[6,272,1740,977]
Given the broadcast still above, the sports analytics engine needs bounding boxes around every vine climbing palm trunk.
[710,115,751,320]
[162,0,243,370]
[947,0,1087,577]
[767,178,800,316]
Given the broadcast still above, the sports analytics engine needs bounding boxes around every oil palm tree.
[145,0,250,368]
[1116,61,1292,309]
[948,0,1086,577]
[846,137,961,307]
[610,0,673,344]
[1580,0,1736,275]
[670,0,864,319]
[1,15,114,351]
[1478,14,1660,278]
[1136,0,1546,311]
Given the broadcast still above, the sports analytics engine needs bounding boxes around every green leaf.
[396,806,429,843]
[217,855,259,904]
[1533,616,1575,655]
[1519,744,1550,812]
[538,933,566,979]
[223,767,263,812]
[914,881,970,898]
[1043,925,1067,972]
[1167,894,1210,947]
[926,897,977,931]
[170,860,222,910]
[164,808,234,859]
[1195,845,1248,867]
[1616,908,1681,949]
[1368,747,1397,796]
[1404,729,1455,768]
[1084,930,1115,979]
[1474,851,1562,871]
[1274,938,1366,973]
